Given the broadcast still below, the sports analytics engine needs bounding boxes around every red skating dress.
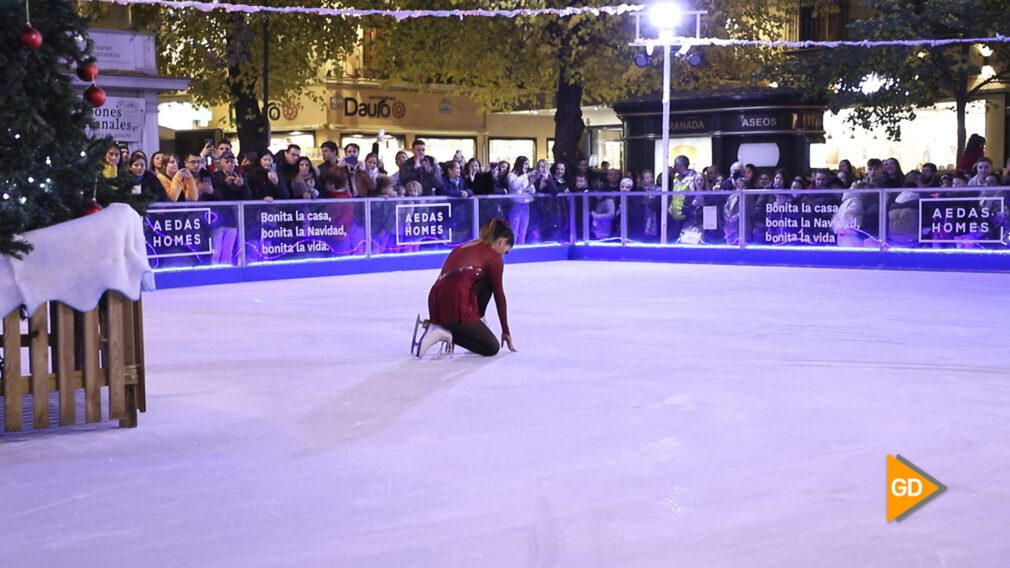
[428,242,510,336]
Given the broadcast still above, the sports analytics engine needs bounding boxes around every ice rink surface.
[2,260,1009,566]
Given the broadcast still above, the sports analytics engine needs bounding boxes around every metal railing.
[143,186,1010,270]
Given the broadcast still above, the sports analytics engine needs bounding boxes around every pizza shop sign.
[331,94,407,120]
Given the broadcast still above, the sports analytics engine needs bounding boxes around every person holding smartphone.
[205,151,250,264]
[337,142,362,196]
[198,139,216,169]
[248,151,290,201]
[506,156,534,244]
[210,151,248,195]
[155,153,199,202]
[292,157,319,199]
[398,139,443,195]
[353,153,382,197]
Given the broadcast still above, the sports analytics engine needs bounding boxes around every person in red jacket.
[413,218,517,357]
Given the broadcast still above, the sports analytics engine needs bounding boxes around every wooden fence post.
[3,311,22,432]
[29,307,49,429]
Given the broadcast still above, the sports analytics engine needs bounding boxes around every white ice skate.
[411,314,425,355]
[412,316,454,358]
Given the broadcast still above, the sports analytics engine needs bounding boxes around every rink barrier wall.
[153,245,571,289]
[152,242,1010,290]
[145,188,1010,289]
[0,292,146,433]
[568,244,1010,273]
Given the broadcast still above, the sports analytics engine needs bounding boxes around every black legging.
[444,279,499,356]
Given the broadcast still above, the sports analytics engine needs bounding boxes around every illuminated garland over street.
[648,35,1010,49]
[83,0,1010,49]
[83,0,646,20]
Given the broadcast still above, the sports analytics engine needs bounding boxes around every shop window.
[268,132,317,159]
[489,138,536,167]
[589,127,623,171]
[341,133,407,172]
[809,143,828,169]
[415,137,477,164]
[821,100,985,173]
[653,136,712,177]
[785,5,848,43]
[360,27,382,79]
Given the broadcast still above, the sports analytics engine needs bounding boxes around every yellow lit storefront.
[201,84,564,168]
[810,97,1004,173]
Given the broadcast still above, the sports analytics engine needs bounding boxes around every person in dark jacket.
[541,162,571,242]
[205,152,251,264]
[247,151,291,201]
[462,158,488,195]
[125,154,163,200]
[438,161,472,241]
[398,139,443,195]
[439,161,471,198]
[273,144,300,195]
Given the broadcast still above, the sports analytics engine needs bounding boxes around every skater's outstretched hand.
[501,334,517,352]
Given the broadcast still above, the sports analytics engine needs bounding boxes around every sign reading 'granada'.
[668,116,709,134]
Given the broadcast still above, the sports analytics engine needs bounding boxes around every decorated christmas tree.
[0,0,148,258]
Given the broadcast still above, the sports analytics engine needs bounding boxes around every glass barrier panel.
[242,198,367,263]
[506,192,535,245]
[620,192,663,245]
[475,195,512,239]
[741,190,874,247]
[372,196,472,255]
[886,187,1008,250]
[368,197,399,254]
[527,194,573,245]
[585,191,621,243]
[663,189,731,245]
[145,202,241,269]
[444,196,476,246]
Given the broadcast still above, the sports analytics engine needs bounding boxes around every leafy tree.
[0,0,141,258]
[369,0,836,168]
[129,2,360,153]
[776,0,1010,164]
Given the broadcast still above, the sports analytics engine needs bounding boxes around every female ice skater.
[412,218,518,357]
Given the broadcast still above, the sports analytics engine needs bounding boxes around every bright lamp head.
[649,3,683,31]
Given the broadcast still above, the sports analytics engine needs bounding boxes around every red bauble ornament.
[20,24,43,51]
[84,83,106,107]
[76,60,99,82]
[82,198,103,216]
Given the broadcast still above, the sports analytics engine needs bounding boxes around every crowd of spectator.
[115,131,1009,257]
[580,133,1008,248]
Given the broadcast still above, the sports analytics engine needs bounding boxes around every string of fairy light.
[7,1,1008,204]
[79,0,1010,50]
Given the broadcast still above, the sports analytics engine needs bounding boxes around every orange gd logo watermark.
[886,454,947,522]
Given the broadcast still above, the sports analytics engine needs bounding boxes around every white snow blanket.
[0,203,154,315]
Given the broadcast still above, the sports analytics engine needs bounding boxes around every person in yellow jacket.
[155,153,199,202]
[101,143,121,179]
[666,154,695,241]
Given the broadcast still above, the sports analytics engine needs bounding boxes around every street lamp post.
[631,4,706,244]
[659,38,672,243]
